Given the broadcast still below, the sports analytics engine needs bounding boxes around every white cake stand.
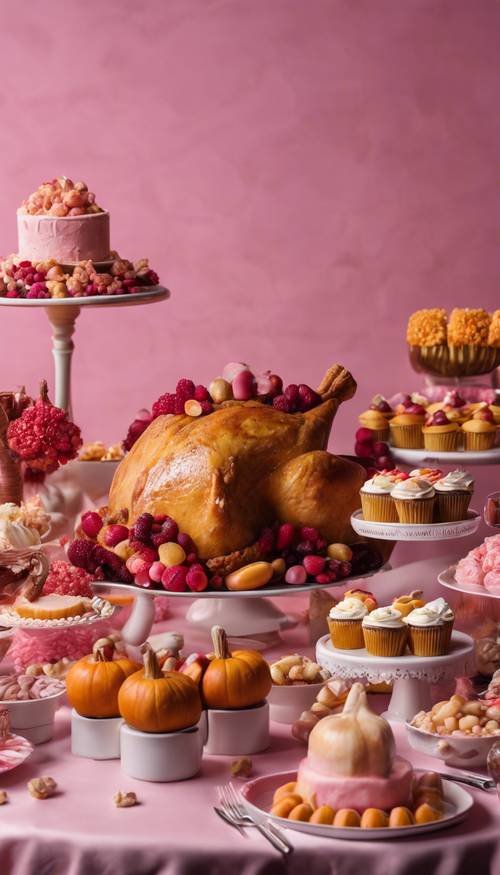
[438,565,500,601]
[390,446,500,467]
[315,631,475,722]
[93,565,388,647]
[0,287,169,417]
[350,509,480,541]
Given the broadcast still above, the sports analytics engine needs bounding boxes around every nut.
[114,790,139,808]
[28,777,57,799]
[230,757,252,779]
[0,790,8,805]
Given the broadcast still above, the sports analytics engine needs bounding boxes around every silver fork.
[217,784,293,855]
[437,772,495,792]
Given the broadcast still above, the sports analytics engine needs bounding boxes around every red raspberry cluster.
[354,427,394,472]
[272,383,321,414]
[7,380,82,474]
[43,561,94,598]
[152,379,213,418]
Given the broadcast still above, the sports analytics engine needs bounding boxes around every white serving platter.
[438,565,500,600]
[351,509,480,541]
[390,446,500,467]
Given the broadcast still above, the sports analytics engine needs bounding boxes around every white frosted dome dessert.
[296,683,413,811]
[17,177,110,264]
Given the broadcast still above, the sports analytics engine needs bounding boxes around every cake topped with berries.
[17,177,109,265]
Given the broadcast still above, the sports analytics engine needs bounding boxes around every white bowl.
[73,459,120,502]
[267,681,327,724]
[3,689,66,744]
[406,721,498,768]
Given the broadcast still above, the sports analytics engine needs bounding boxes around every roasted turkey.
[108,365,367,563]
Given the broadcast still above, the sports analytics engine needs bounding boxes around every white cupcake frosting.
[329,598,368,621]
[361,474,396,495]
[391,478,435,501]
[405,598,453,627]
[434,470,474,494]
[0,520,40,549]
[362,606,405,629]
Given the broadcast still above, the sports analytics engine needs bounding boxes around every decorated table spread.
[0,557,498,875]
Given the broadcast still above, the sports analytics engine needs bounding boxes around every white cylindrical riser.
[71,710,122,759]
[120,722,203,781]
[203,701,270,755]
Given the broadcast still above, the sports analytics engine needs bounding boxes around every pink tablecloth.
[0,555,499,875]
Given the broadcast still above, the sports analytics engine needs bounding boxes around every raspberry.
[117,564,134,584]
[210,575,224,590]
[151,531,172,548]
[177,532,195,554]
[132,512,154,544]
[43,561,93,597]
[152,393,177,418]
[198,400,213,415]
[258,527,275,555]
[80,511,103,539]
[299,526,319,543]
[339,560,352,578]
[276,523,295,551]
[93,546,125,575]
[376,455,393,470]
[176,379,196,401]
[315,537,327,553]
[123,410,153,449]
[67,539,99,573]
[373,441,389,456]
[194,385,211,402]
[174,396,187,415]
[355,441,374,459]
[186,552,198,564]
[161,518,179,541]
[297,385,321,411]
[314,573,331,585]
[284,384,300,406]
[272,395,294,413]
[355,428,375,444]
[186,563,208,592]
[296,540,315,556]
[303,555,325,576]
[7,380,81,474]
[103,524,129,547]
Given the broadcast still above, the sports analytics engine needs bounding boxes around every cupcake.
[462,411,497,451]
[358,409,389,442]
[389,412,425,449]
[362,607,407,657]
[328,598,368,650]
[369,394,394,420]
[441,390,471,424]
[360,472,406,522]
[405,598,454,656]
[422,410,460,452]
[434,470,474,522]
[391,477,435,524]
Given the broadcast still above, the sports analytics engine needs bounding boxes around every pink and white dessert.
[295,683,413,812]
[455,534,500,591]
[17,177,110,264]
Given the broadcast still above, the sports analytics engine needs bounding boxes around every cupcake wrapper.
[409,344,500,378]
[361,492,399,523]
[463,430,496,451]
[389,424,424,449]
[407,623,450,656]
[328,618,365,650]
[394,497,435,524]
[362,626,408,657]
[423,431,459,452]
[435,492,471,522]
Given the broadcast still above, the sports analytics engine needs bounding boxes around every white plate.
[241,769,474,840]
[0,285,169,308]
[93,564,387,600]
[0,732,33,774]
[351,510,480,541]
[390,446,500,467]
[438,565,500,600]
[0,596,114,629]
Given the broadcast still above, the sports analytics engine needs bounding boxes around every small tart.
[13,595,91,620]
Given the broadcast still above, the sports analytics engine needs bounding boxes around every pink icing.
[484,571,500,594]
[296,756,413,812]
[455,556,484,587]
[455,534,500,589]
[17,211,110,263]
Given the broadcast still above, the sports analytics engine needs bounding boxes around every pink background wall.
[0,0,498,460]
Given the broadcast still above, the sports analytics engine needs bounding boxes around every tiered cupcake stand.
[0,288,169,416]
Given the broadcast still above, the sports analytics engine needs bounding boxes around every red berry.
[149,561,166,583]
[7,379,81,473]
[303,555,326,576]
[339,560,352,578]
[186,552,199,564]
[162,565,188,592]
[132,513,154,543]
[194,385,211,402]
[314,573,331,585]
[176,379,196,400]
[186,563,208,592]
[152,393,177,418]
[284,384,300,405]
[285,565,307,585]
[268,375,283,398]
[300,526,319,543]
[258,527,275,555]
[199,400,213,415]
[232,369,256,401]
[177,532,195,553]
[43,561,93,597]
[376,455,393,470]
[135,569,154,588]
[67,539,99,573]
[81,511,103,539]
[355,441,374,458]
[276,523,295,551]
[373,442,389,456]
[272,394,294,413]
[355,427,375,444]
[134,545,157,564]
[315,537,327,553]
[103,524,129,547]
[296,540,315,556]
[210,575,224,590]
[123,410,153,450]
[297,385,321,412]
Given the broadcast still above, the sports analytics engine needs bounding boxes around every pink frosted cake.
[296,683,413,812]
[17,177,110,264]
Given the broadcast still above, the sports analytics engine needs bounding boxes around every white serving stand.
[315,631,475,722]
[92,566,388,648]
[390,446,500,467]
[438,565,500,601]
[351,509,480,541]
[0,287,169,416]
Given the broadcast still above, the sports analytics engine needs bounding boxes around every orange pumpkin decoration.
[118,643,202,733]
[201,625,272,710]
[66,639,141,718]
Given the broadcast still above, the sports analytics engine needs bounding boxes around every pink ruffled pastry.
[484,571,500,595]
[455,556,484,587]
[482,535,500,574]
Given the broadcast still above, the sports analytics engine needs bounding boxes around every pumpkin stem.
[94,647,109,663]
[211,625,230,660]
[141,642,163,679]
